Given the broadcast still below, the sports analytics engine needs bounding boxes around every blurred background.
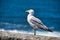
[0,0,60,32]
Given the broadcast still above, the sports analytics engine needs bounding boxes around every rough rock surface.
[0,31,60,40]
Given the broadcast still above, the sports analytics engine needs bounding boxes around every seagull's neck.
[27,12,34,19]
[27,13,34,21]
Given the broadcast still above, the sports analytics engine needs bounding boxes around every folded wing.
[30,16,53,32]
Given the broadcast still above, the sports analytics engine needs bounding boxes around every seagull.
[25,9,53,35]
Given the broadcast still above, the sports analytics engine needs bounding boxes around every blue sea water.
[0,0,60,34]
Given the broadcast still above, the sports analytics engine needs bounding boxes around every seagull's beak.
[25,10,29,12]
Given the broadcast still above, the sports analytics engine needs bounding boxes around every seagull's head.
[25,9,34,14]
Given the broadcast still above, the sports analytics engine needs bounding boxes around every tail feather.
[38,25,53,32]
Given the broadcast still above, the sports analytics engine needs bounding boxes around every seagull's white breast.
[27,14,34,27]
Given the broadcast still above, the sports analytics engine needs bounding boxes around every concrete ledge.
[0,31,60,40]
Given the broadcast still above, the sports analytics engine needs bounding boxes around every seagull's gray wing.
[30,16,46,28]
[30,16,53,32]
[31,17,43,25]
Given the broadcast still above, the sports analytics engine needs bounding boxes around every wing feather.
[30,16,53,32]
[30,16,44,26]
[30,16,48,29]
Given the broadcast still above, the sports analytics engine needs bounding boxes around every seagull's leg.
[34,25,36,35]
[34,28,36,35]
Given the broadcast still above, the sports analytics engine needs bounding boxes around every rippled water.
[0,0,60,32]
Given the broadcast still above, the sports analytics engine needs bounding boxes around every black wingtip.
[48,29,53,32]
